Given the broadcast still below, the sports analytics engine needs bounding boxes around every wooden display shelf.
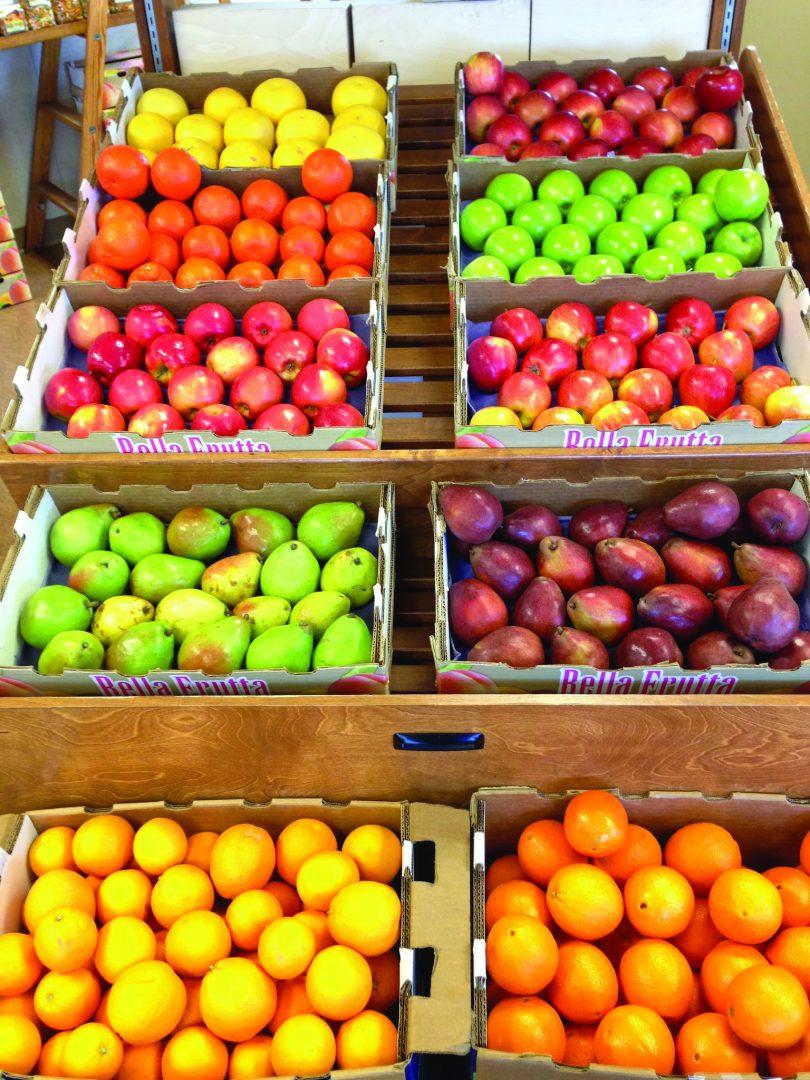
[0,9,133,49]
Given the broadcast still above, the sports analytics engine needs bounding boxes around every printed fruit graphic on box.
[480,789,810,1078]
[0,812,402,1077]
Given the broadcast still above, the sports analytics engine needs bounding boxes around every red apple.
[592,400,650,430]
[124,304,177,349]
[681,66,709,90]
[521,339,577,388]
[634,66,675,103]
[471,143,504,157]
[618,368,673,420]
[679,364,736,417]
[145,332,201,384]
[488,114,532,161]
[718,404,766,426]
[698,328,755,382]
[317,327,369,387]
[724,295,780,349]
[291,362,347,417]
[44,369,103,421]
[231,366,284,419]
[467,336,518,391]
[491,307,543,354]
[128,402,185,436]
[184,302,236,353]
[582,331,637,385]
[190,403,247,436]
[67,306,119,351]
[539,111,586,153]
[514,90,557,134]
[589,110,634,148]
[695,65,744,110]
[662,85,699,123]
[241,301,292,348]
[313,402,366,428]
[297,298,350,343]
[464,51,505,96]
[605,301,658,346]
[264,330,316,383]
[741,365,791,410]
[533,407,584,429]
[641,333,695,381]
[86,332,144,386]
[693,111,735,148]
[618,137,664,159]
[581,67,625,104]
[108,369,162,417]
[497,371,551,427]
[465,95,507,143]
[638,109,683,149]
[613,84,656,123]
[256,402,310,435]
[206,336,260,385]
[536,70,577,103]
[665,297,716,346]
[546,303,597,351]
[764,386,810,425]
[520,141,564,159]
[167,365,225,418]
[558,370,613,421]
[674,133,717,156]
[66,403,125,438]
[568,139,610,160]
[500,71,532,110]
[564,89,605,129]
[659,405,710,429]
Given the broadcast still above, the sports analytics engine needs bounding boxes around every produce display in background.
[459,165,771,282]
[462,52,745,161]
[0,812,402,1076]
[481,789,810,1076]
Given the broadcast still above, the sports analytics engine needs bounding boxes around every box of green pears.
[0,480,394,696]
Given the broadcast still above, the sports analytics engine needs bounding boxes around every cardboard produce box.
[470,785,810,1080]
[431,473,810,695]
[0,796,471,1078]
[0,480,394,697]
[1,280,386,455]
[453,266,810,450]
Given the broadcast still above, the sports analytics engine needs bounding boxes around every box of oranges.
[472,786,810,1079]
[0,797,470,1078]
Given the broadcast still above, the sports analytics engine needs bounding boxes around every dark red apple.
[463,51,505,96]
[693,111,735,148]
[297,298,350,343]
[185,302,237,353]
[633,66,675,103]
[641,333,695,381]
[665,297,716,347]
[536,70,577,103]
[86,332,144,386]
[520,141,564,159]
[698,329,755,382]
[724,295,779,349]
[471,143,504,157]
[568,139,610,160]
[167,365,225,419]
[590,110,634,148]
[514,90,556,134]
[499,71,531,110]
[679,365,736,418]
[618,137,664,159]
[488,114,533,161]
[638,109,683,149]
[124,303,177,349]
[582,332,637,385]
[108,369,162,418]
[467,336,518,391]
[539,112,586,153]
[240,301,292,348]
[564,89,605,129]
[145,332,201,384]
[497,371,551,428]
[581,67,625,104]
[128,402,185,436]
[681,66,709,90]
[312,402,366,428]
[521,339,577,388]
[613,84,656,123]
[662,85,699,123]
[546,303,598,351]
[695,65,744,111]
[491,307,543,354]
[466,95,507,143]
[605,302,658,347]
[316,328,368,388]
[264,330,316,384]
[44,369,103,421]
[674,133,717,156]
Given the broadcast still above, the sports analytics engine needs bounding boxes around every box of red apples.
[453,268,810,449]
[1,279,385,454]
[431,474,810,694]
[455,50,757,166]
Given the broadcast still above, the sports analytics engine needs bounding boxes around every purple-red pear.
[712,584,749,629]
[468,626,544,667]
[624,506,673,549]
[513,577,566,641]
[569,501,628,550]
[549,626,609,668]
[747,488,810,545]
[615,627,683,668]
[470,540,535,602]
[733,543,807,596]
[566,585,635,646]
[727,577,800,654]
[536,536,595,596]
[769,632,810,670]
[637,584,713,641]
[662,537,732,593]
[595,537,666,597]
[448,578,508,647]
[501,504,562,550]
[686,631,756,669]
[663,481,740,539]
[439,484,503,544]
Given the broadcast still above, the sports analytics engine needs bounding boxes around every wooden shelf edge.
[0,9,132,49]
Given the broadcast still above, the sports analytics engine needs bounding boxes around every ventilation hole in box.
[412,840,435,884]
[413,946,435,998]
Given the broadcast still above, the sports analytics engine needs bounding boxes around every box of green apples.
[0,480,394,696]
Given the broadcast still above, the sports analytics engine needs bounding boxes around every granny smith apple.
[536,170,585,212]
[484,225,536,274]
[655,220,706,268]
[460,198,507,250]
[595,221,647,269]
[540,224,591,273]
[514,257,564,282]
[713,168,770,222]
[632,247,686,280]
[643,165,693,206]
[512,199,563,244]
[621,193,674,241]
[484,173,534,214]
[693,251,743,278]
[677,193,722,242]
[566,195,617,241]
[462,255,511,280]
[696,167,728,195]
[712,221,763,266]
[588,169,638,211]
[572,253,624,283]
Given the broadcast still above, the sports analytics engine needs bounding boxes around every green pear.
[105,621,175,676]
[177,616,251,675]
[230,508,294,558]
[68,550,130,603]
[313,613,373,668]
[49,504,120,567]
[245,623,313,672]
[167,507,231,561]
[38,631,104,675]
[91,595,154,648]
[233,596,291,639]
[109,512,167,566]
[297,502,365,562]
[155,589,228,644]
[201,552,262,609]
[20,585,92,649]
[320,548,378,608]
[290,591,350,640]
[260,541,320,604]
[130,554,205,605]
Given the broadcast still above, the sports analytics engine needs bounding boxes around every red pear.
[747,488,810,545]
[712,584,749,629]
[470,541,535,602]
[733,543,807,596]
[448,579,508,647]
[727,577,800,654]
[468,626,544,667]
[663,481,740,539]
[662,537,732,593]
[595,537,666,597]
[637,584,713,641]
[549,626,609,668]
[624,506,673,549]
[513,577,567,641]
[566,585,635,646]
[501,505,562,550]
[686,631,756,669]
[439,485,503,544]
[769,632,810,670]
[537,536,595,595]
[569,501,628,549]
[615,627,683,668]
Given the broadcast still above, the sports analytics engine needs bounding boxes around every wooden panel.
[79,0,109,185]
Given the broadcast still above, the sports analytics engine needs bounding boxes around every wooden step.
[384,380,454,414]
[385,346,454,377]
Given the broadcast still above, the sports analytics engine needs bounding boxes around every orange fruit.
[682,971,708,1022]
[230,218,280,266]
[133,817,188,875]
[94,916,156,982]
[98,197,147,229]
[265,880,302,916]
[162,1025,229,1080]
[115,1041,162,1080]
[34,908,98,973]
[148,231,180,274]
[306,945,372,1020]
[270,974,315,1034]
[228,1035,275,1079]
[701,939,769,1013]
[764,866,810,928]
[486,854,525,895]
[593,1004,675,1072]
[676,1011,757,1073]
[61,1022,122,1079]
[624,865,695,938]
[259,917,317,980]
[193,185,242,234]
[766,1025,810,1076]
[29,827,76,876]
[487,995,566,1058]
[84,876,102,898]
[0,991,37,1027]
[175,256,226,288]
[562,1023,596,1067]
[185,831,218,872]
[151,147,202,201]
[297,851,359,911]
[107,960,187,1044]
[128,261,172,283]
[327,191,376,237]
[278,254,327,286]
[342,825,401,884]
[282,195,327,232]
[271,1014,336,1076]
[228,261,275,286]
[242,178,288,225]
[547,864,624,941]
[280,223,325,264]
[226,889,283,950]
[200,957,277,1041]
[485,880,550,933]
[294,909,334,952]
[594,824,662,885]
[0,933,42,995]
[618,938,693,1019]
[96,144,150,200]
[210,824,276,899]
[801,830,810,874]
[766,926,810,991]
[73,815,134,878]
[546,941,618,1024]
[176,978,203,1031]
[664,822,742,896]
[0,1015,41,1073]
[183,223,231,269]
[23,869,96,931]
[367,949,399,1012]
[38,1030,71,1076]
[34,968,101,1030]
[327,880,401,957]
[151,864,215,928]
[727,964,810,1049]
[165,910,231,978]
[563,791,628,857]
[154,929,167,962]
[709,867,783,944]
[671,897,724,968]
[97,869,152,922]
[486,915,559,995]
[337,1009,398,1069]
[518,820,585,887]
[148,199,195,241]
[94,988,111,1026]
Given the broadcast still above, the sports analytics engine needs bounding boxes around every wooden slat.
[388,283,450,313]
[399,124,454,148]
[398,148,451,173]
[389,253,447,282]
[381,417,456,447]
[391,225,449,252]
[384,380,454,414]
[385,347,454,376]
[388,313,452,344]
[397,174,448,197]
[399,103,455,125]
[0,9,132,50]
[389,665,436,693]
[43,102,81,131]
[393,625,433,661]
[80,0,108,185]
[399,84,454,104]
[393,198,449,227]
[35,180,77,216]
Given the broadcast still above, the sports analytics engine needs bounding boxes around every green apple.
[536,170,585,212]
[655,220,706,268]
[696,168,729,196]
[713,168,770,222]
[566,195,616,241]
[694,251,743,278]
[712,221,763,266]
[621,193,674,241]
[514,256,564,282]
[540,224,591,274]
[595,221,647,270]
[484,225,536,274]
[512,199,563,244]
[572,253,624,283]
[588,169,638,211]
[484,173,534,214]
[460,198,507,251]
[462,255,510,280]
[632,247,686,280]
[677,193,722,242]
[643,165,693,207]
